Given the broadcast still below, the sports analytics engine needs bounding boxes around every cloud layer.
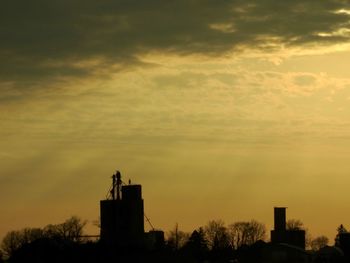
[1,0,350,85]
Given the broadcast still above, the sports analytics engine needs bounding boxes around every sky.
[1,0,350,243]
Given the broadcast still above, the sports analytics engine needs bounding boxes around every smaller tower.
[274,207,286,231]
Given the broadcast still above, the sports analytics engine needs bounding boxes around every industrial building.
[100,171,163,248]
[271,207,306,249]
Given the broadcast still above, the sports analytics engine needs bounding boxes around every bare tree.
[43,216,86,242]
[247,220,266,244]
[58,216,87,242]
[311,235,329,251]
[93,217,100,229]
[1,216,87,258]
[167,223,189,250]
[1,228,44,258]
[286,219,304,230]
[204,220,229,250]
[1,230,22,258]
[43,224,61,239]
[305,230,313,249]
[227,220,266,249]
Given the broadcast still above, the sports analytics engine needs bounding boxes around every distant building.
[261,243,311,263]
[271,207,306,249]
[144,230,165,250]
[100,171,164,249]
[313,246,344,263]
[100,171,145,247]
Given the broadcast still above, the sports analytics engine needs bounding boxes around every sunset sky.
[1,0,350,242]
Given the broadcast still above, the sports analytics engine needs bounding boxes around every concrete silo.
[100,171,144,247]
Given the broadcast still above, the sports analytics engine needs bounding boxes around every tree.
[204,220,229,250]
[1,216,87,258]
[186,228,207,250]
[43,216,87,242]
[337,224,347,234]
[311,235,329,251]
[93,217,100,229]
[43,224,61,239]
[246,220,266,244]
[335,224,348,246]
[227,220,266,249]
[57,216,87,242]
[182,228,208,259]
[167,223,189,250]
[1,230,21,258]
[1,228,45,258]
[286,219,304,230]
[305,230,312,249]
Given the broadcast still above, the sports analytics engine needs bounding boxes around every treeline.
[0,218,268,262]
[0,217,340,263]
[164,219,332,262]
[167,219,266,251]
[163,219,267,263]
[166,218,329,251]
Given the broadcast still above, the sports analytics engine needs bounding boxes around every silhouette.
[100,171,145,247]
[1,216,86,259]
[182,228,208,260]
[335,225,350,261]
[2,170,350,263]
[271,207,306,249]
[100,171,164,249]
[167,223,190,250]
[311,235,329,251]
[227,220,266,249]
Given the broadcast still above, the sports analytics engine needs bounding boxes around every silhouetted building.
[262,243,311,263]
[100,171,144,247]
[313,246,344,263]
[145,230,165,250]
[271,207,306,249]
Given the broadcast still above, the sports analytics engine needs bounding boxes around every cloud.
[293,74,316,86]
[1,0,350,86]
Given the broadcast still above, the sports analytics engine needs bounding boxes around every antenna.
[111,173,116,200]
[107,170,123,200]
[116,171,122,200]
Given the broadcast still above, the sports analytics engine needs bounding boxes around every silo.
[121,184,144,245]
[99,173,145,247]
[100,199,123,244]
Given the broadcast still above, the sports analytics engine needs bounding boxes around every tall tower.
[274,207,286,231]
[121,184,144,243]
[100,171,144,247]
